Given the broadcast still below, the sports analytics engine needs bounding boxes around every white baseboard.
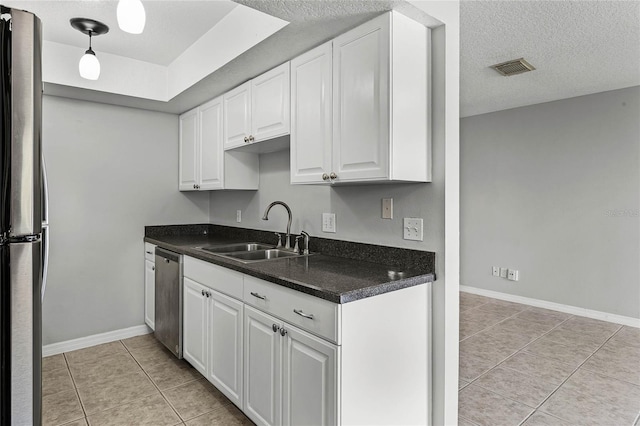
[43,324,153,357]
[460,285,640,328]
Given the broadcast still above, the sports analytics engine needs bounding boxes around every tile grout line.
[516,323,625,425]
[120,339,187,423]
[62,352,89,425]
[459,303,536,343]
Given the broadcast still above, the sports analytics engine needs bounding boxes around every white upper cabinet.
[199,98,225,190]
[178,108,198,190]
[224,63,290,150]
[180,97,258,191]
[292,11,431,184]
[290,42,333,184]
[224,83,252,150]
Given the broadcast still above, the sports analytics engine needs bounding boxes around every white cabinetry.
[144,243,156,330]
[290,42,333,184]
[179,97,258,191]
[224,63,290,150]
[244,305,337,426]
[183,258,244,407]
[181,254,430,425]
[292,11,430,184]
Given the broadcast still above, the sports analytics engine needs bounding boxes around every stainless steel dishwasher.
[154,247,183,358]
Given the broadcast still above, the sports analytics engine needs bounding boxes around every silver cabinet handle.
[151,266,155,271]
[280,328,288,336]
[272,324,280,333]
[201,289,205,296]
[244,136,249,143]
[206,291,211,298]
[249,135,255,142]
[146,251,152,255]
[250,292,266,300]
[329,172,337,180]
[322,173,329,181]
[293,309,314,320]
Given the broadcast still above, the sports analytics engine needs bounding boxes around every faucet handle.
[300,231,310,255]
[274,232,282,248]
[294,236,302,254]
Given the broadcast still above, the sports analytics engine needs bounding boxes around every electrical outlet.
[508,269,519,281]
[382,198,393,219]
[236,210,242,223]
[403,218,423,241]
[492,266,500,277]
[499,268,508,278]
[322,213,336,233]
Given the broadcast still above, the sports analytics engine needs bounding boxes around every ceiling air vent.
[490,58,535,76]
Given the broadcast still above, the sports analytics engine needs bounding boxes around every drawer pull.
[293,309,314,320]
[146,251,153,255]
[250,292,266,300]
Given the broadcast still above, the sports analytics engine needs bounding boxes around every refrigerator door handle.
[41,225,48,302]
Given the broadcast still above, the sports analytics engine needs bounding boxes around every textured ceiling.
[460,0,640,117]
[2,0,237,65]
[14,0,640,116]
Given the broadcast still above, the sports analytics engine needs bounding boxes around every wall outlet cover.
[508,269,519,281]
[499,268,508,278]
[492,266,500,277]
[382,198,393,219]
[236,210,242,223]
[403,218,423,241]
[322,213,336,233]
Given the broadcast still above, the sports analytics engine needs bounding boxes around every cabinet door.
[282,326,338,426]
[224,82,251,150]
[183,278,208,376]
[179,107,199,190]
[290,43,333,184]
[144,259,155,330]
[199,97,224,190]
[252,63,290,142]
[208,290,243,408]
[244,306,281,426]
[333,14,390,182]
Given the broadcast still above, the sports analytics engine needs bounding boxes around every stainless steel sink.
[199,243,274,253]
[224,249,302,263]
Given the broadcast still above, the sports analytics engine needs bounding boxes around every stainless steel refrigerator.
[1,6,44,425]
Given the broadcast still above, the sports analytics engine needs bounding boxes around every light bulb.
[79,50,100,80]
[117,0,146,34]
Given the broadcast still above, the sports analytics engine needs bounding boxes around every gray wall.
[42,96,210,345]
[460,86,640,319]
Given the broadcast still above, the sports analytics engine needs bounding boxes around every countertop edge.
[144,236,435,304]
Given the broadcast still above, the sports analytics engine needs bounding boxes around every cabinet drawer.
[243,275,340,344]
[144,243,156,262]
[184,256,243,300]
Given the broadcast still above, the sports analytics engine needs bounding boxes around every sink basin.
[223,249,303,263]
[199,243,274,253]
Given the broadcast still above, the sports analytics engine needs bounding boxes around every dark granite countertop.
[144,225,435,304]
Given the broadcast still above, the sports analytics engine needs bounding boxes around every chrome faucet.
[262,201,293,250]
[300,231,310,255]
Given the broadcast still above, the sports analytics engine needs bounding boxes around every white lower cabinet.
[181,255,430,425]
[244,305,337,426]
[183,277,243,408]
[144,243,156,330]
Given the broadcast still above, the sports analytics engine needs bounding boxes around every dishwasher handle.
[155,247,181,263]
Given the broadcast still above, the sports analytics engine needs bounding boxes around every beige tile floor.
[42,334,253,426]
[43,293,640,426]
[459,292,640,426]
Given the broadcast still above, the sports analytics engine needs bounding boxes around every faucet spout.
[262,201,293,249]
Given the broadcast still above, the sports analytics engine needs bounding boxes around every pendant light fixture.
[70,18,109,81]
[117,0,146,34]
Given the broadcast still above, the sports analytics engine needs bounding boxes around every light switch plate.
[382,198,393,219]
[236,210,242,223]
[322,213,336,233]
[403,218,423,241]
